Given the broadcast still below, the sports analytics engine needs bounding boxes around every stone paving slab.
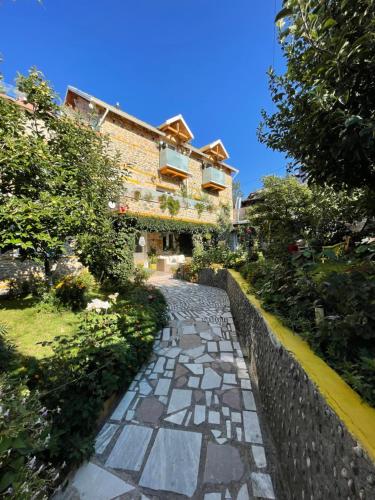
[59,275,278,499]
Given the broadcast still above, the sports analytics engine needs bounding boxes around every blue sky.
[0,0,285,196]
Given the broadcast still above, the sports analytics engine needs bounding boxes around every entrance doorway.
[178,233,193,256]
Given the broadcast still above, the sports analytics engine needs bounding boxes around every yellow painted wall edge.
[229,269,375,463]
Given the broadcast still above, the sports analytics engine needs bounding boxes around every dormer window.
[200,139,229,162]
[158,115,194,143]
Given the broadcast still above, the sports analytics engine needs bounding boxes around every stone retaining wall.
[0,253,44,282]
[0,252,84,285]
[198,268,375,500]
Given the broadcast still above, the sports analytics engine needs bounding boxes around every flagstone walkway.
[61,275,278,499]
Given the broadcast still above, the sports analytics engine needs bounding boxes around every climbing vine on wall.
[120,213,218,234]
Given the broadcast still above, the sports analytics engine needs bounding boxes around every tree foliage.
[0,69,122,275]
[246,176,363,258]
[78,216,136,287]
[258,0,375,195]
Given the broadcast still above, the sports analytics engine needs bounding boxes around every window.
[162,233,175,251]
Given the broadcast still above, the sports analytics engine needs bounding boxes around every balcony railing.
[159,147,189,179]
[202,166,227,191]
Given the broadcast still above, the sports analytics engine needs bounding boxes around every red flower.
[287,243,299,254]
[118,204,129,214]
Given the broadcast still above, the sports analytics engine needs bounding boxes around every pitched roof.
[200,139,229,161]
[158,114,194,141]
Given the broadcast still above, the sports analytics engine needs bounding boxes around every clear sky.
[0,0,285,196]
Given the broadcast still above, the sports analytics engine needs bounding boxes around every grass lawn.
[0,296,81,359]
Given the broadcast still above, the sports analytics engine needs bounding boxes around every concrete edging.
[198,267,375,499]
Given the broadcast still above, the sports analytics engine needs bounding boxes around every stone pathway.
[61,276,278,499]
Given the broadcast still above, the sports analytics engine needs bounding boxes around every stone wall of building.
[99,109,233,224]
[198,268,375,500]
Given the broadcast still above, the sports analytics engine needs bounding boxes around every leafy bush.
[0,322,13,371]
[133,266,151,286]
[0,374,57,499]
[240,259,375,406]
[78,216,136,288]
[190,244,247,278]
[315,271,375,359]
[175,263,195,282]
[54,269,96,311]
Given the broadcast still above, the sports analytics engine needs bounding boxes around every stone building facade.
[64,87,238,265]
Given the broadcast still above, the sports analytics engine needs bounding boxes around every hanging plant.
[143,192,154,203]
[159,194,180,216]
[195,202,205,217]
[159,194,167,211]
[167,197,180,216]
[133,190,141,202]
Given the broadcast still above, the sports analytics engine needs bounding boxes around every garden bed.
[238,258,375,407]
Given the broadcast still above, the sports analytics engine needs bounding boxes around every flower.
[118,203,129,214]
[108,292,119,303]
[86,298,111,312]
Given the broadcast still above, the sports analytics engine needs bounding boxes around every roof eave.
[66,86,166,137]
[65,87,238,173]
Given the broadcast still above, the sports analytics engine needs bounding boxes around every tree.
[258,0,375,196]
[0,69,123,280]
[246,175,363,258]
[247,176,312,258]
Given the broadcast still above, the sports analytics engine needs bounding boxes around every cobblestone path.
[61,276,277,499]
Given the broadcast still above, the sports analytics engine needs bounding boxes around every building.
[234,189,264,225]
[64,86,238,269]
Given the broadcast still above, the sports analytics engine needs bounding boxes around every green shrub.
[147,247,157,264]
[240,258,375,407]
[54,269,95,311]
[0,322,14,371]
[175,263,195,282]
[36,311,136,464]
[0,374,56,499]
[78,216,136,288]
[190,244,247,277]
[315,271,375,359]
[133,266,151,286]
